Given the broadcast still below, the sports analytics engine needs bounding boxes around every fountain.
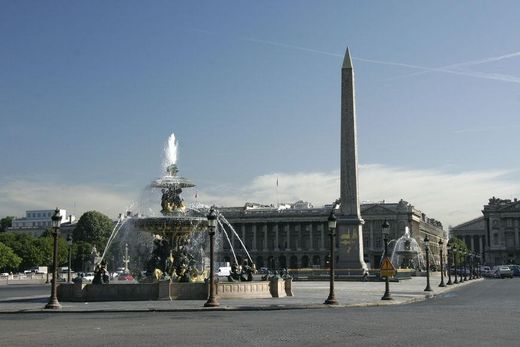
[390,227,426,277]
[58,133,288,301]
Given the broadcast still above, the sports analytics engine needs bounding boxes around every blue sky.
[1,1,520,227]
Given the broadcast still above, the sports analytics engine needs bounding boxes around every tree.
[0,242,22,271]
[0,233,45,270]
[450,236,469,265]
[73,211,114,251]
[38,233,69,269]
[0,216,14,232]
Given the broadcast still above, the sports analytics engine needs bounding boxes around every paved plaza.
[0,273,481,313]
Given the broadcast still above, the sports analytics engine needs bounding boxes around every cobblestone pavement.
[0,273,482,313]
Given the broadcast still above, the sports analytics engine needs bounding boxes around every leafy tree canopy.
[0,216,15,232]
[73,211,114,250]
[0,241,22,271]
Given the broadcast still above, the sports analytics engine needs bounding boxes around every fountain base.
[57,279,288,301]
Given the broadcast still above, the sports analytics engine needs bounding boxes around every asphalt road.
[0,278,518,347]
[0,284,49,301]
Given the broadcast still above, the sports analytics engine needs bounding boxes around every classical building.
[8,209,76,237]
[451,197,520,265]
[218,199,445,270]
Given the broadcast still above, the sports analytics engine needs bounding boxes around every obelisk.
[337,47,368,272]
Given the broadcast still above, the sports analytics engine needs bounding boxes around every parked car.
[493,266,513,279]
[508,265,520,277]
[83,272,95,282]
[117,274,135,281]
[480,266,492,277]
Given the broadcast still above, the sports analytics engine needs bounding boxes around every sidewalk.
[0,274,482,313]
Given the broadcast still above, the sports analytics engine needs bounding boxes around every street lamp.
[204,207,219,307]
[45,208,62,309]
[381,219,393,300]
[67,234,73,283]
[462,251,468,282]
[453,246,459,284]
[424,236,432,292]
[438,239,445,287]
[446,240,453,285]
[324,209,338,305]
[468,252,473,280]
[476,254,481,278]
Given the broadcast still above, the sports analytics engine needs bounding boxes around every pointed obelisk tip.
[342,47,353,69]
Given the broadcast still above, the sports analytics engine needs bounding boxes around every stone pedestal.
[269,278,286,298]
[284,278,293,296]
[336,217,367,272]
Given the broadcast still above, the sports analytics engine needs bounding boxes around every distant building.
[218,199,445,270]
[451,197,520,265]
[9,209,76,237]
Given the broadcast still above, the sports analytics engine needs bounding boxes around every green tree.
[73,211,114,251]
[71,241,94,273]
[0,233,44,270]
[0,216,15,232]
[38,233,69,269]
[449,236,469,264]
[0,242,22,271]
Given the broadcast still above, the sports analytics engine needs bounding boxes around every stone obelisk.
[337,47,368,272]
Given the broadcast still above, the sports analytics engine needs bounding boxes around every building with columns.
[218,199,445,270]
[451,197,520,265]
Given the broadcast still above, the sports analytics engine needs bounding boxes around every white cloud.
[199,164,520,228]
[0,179,135,219]
[2,164,520,229]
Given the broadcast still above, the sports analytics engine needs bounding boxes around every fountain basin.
[132,215,208,234]
[57,279,287,301]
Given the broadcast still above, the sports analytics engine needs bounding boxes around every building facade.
[218,200,445,270]
[9,209,76,237]
[452,197,520,265]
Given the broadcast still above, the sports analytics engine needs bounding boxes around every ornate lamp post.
[324,209,338,305]
[381,219,393,301]
[438,239,445,287]
[446,240,453,285]
[424,236,432,292]
[462,251,468,282]
[476,254,481,278]
[67,234,73,283]
[468,252,473,280]
[45,208,62,309]
[204,207,219,307]
[453,246,459,284]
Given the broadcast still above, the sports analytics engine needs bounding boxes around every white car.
[82,272,95,282]
[494,266,513,279]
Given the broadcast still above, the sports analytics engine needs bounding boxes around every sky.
[1,1,520,228]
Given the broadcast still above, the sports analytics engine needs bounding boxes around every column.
[274,224,279,251]
[263,224,268,251]
[308,223,313,250]
[479,235,483,258]
[252,224,257,251]
[470,234,475,252]
[231,225,235,249]
[241,224,246,250]
[513,219,520,248]
[296,224,302,251]
[319,223,325,250]
[369,221,374,250]
[284,224,291,251]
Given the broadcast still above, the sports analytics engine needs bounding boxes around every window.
[494,233,499,245]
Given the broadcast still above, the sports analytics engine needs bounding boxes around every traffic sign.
[380,257,396,278]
